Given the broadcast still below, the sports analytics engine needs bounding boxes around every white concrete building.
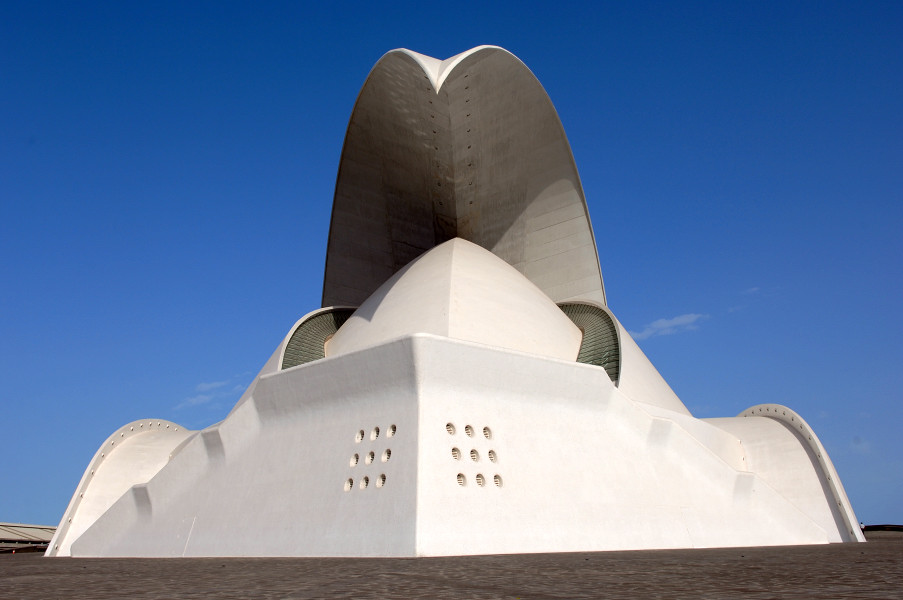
[47,47,864,558]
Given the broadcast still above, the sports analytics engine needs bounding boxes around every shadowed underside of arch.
[322,46,606,308]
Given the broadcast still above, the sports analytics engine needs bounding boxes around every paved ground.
[2,538,901,599]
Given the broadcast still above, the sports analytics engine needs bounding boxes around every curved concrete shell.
[48,47,863,558]
[46,420,193,556]
[323,46,606,307]
[327,238,582,362]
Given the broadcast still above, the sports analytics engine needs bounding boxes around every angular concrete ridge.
[327,239,583,362]
[323,46,606,307]
[47,47,864,558]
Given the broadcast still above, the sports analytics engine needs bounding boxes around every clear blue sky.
[2,2,901,527]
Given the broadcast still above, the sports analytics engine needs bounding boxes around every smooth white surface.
[46,420,193,556]
[615,319,691,415]
[708,404,865,543]
[65,335,856,557]
[50,46,863,558]
[327,238,582,362]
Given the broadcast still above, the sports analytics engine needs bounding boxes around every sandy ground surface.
[2,538,901,599]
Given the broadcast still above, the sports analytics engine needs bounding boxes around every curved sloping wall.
[614,319,691,416]
[323,46,605,308]
[45,420,193,556]
[707,404,865,543]
[327,239,582,363]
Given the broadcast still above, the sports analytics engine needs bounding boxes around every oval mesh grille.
[281,308,355,369]
[559,303,620,384]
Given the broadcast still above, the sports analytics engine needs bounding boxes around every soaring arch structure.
[323,46,605,307]
[47,47,863,558]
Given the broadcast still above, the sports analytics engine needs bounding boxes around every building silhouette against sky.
[47,47,863,557]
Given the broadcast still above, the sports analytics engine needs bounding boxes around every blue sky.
[2,2,901,527]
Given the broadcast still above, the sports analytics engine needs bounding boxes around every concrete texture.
[47,47,865,558]
[323,46,606,308]
[8,538,902,599]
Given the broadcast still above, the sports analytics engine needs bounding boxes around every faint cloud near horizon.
[728,286,764,313]
[850,436,872,455]
[630,313,708,341]
[176,393,214,410]
[195,380,229,392]
[175,375,248,410]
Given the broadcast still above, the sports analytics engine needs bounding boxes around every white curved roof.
[323,46,606,308]
[47,45,865,559]
[327,238,583,362]
[46,420,193,556]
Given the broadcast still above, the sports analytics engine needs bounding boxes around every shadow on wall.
[323,47,600,308]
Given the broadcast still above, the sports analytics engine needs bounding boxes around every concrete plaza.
[3,536,900,599]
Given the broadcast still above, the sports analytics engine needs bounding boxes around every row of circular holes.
[459,73,477,194]
[73,422,181,523]
[461,73,476,194]
[747,406,856,534]
[748,407,827,471]
[350,449,390,466]
[452,448,496,463]
[457,473,502,487]
[425,72,476,193]
[100,422,178,459]
[356,424,396,443]
[750,406,857,536]
[447,423,490,439]
[426,86,448,196]
[345,474,386,491]
[748,407,821,454]
[346,471,502,489]
[64,422,186,543]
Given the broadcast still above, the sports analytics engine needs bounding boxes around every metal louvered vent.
[281,308,356,369]
[559,303,620,384]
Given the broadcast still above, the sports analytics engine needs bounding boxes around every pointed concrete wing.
[322,46,606,307]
